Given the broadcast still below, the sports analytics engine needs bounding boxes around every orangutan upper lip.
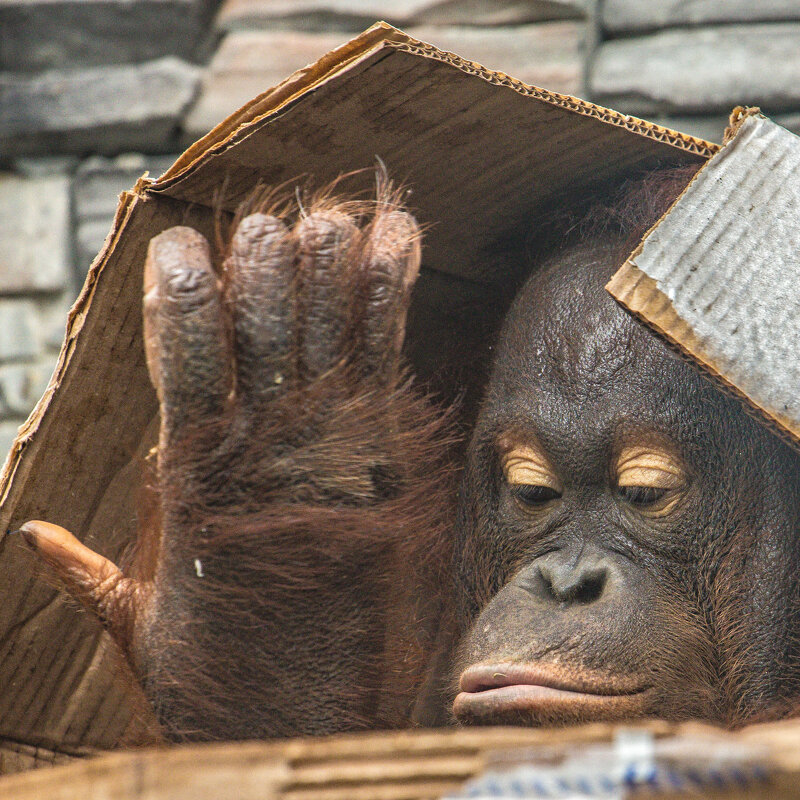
[459,663,646,696]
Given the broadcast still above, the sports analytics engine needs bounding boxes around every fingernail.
[8,527,36,548]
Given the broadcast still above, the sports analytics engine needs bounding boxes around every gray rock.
[0,361,54,419]
[0,299,41,361]
[0,173,71,293]
[776,113,800,136]
[0,0,219,72]
[184,23,584,137]
[76,219,118,277]
[416,0,588,25]
[590,23,800,116]
[215,0,587,32]
[409,22,584,92]
[37,293,74,353]
[0,57,201,157]
[75,154,177,218]
[11,156,79,177]
[603,0,800,36]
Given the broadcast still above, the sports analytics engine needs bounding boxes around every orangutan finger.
[18,520,144,651]
[144,227,232,437]
[358,209,421,380]
[224,213,295,402]
[294,210,360,379]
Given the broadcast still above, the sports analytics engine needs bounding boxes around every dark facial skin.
[452,237,800,727]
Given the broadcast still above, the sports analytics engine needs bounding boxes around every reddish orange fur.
[123,183,461,740]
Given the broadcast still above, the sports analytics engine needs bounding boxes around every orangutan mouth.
[453,663,653,724]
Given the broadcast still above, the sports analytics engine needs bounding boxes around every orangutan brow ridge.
[501,444,562,491]
[615,445,685,489]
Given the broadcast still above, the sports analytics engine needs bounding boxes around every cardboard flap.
[151,24,717,285]
[0,23,718,761]
[608,110,800,448]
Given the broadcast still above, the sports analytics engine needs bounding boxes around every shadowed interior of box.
[0,26,715,766]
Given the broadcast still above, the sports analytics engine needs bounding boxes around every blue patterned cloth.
[444,730,771,798]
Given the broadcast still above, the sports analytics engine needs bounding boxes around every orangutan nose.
[519,551,610,606]
[539,555,607,604]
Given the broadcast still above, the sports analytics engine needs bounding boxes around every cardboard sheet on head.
[608,109,800,452]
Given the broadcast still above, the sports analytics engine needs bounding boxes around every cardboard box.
[0,22,717,766]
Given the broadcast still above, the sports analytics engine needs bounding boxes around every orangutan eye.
[615,444,685,515]
[512,484,562,506]
[500,442,562,512]
[618,485,667,506]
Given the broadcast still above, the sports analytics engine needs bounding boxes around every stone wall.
[588,1,800,143]
[2,0,800,455]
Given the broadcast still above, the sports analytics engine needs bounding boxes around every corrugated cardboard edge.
[155,21,719,195]
[608,265,800,453]
[0,184,146,507]
[606,107,800,453]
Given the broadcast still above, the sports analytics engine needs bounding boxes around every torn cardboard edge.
[608,108,800,451]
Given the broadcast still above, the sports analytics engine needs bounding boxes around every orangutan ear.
[16,520,145,652]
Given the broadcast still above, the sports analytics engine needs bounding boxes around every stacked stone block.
[589,0,800,143]
[0,0,218,454]
[0,169,73,455]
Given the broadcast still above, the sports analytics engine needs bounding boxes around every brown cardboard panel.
[608,112,800,449]
[154,26,716,284]
[0,23,720,762]
[165,23,717,183]
[0,191,224,753]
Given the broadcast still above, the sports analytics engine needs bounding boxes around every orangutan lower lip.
[454,663,651,724]
[459,663,645,696]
